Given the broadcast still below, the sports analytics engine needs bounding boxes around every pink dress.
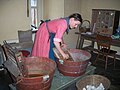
[31,18,68,58]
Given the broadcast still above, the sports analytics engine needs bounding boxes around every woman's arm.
[61,38,67,48]
[54,41,69,59]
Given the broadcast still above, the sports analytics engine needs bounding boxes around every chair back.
[18,30,33,43]
[96,34,112,54]
[0,44,6,65]
[2,41,28,83]
[18,30,33,49]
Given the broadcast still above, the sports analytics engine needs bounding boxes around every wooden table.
[76,32,120,48]
[75,32,120,58]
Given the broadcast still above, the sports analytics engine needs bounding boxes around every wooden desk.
[76,32,120,49]
[75,32,120,58]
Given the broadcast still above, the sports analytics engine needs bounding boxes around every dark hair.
[69,13,83,23]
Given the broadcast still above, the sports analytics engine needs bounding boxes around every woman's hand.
[54,41,69,59]
[61,52,69,59]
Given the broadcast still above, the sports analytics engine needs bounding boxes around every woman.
[31,13,82,61]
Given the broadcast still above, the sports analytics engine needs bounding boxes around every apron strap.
[46,22,50,34]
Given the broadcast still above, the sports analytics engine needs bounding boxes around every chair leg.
[94,53,100,65]
[105,55,108,70]
[113,54,116,69]
[102,54,105,60]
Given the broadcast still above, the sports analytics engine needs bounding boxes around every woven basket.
[76,75,111,90]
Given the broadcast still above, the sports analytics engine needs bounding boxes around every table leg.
[76,34,81,49]
[78,36,84,49]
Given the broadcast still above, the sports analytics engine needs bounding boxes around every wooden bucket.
[56,49,91,77]
[16,57,56,90]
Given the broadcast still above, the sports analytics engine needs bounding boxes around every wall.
[37,0,43,25]
[0,0,120,50]
[0,0,31,44]
[80,0,120,21]
[64,0,81,16]
[63,0,81,48]
[43,0,64,20]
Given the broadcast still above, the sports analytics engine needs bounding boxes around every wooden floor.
[90,52,120,90]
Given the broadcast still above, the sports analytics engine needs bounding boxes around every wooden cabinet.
[91,9,120,35]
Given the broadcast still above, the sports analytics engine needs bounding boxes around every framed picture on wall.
[91,9,120,35]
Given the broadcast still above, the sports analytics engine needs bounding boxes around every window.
[31,0,37,30]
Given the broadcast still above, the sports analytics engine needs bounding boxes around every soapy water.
[69,53,90,61]
[53,48,90,61]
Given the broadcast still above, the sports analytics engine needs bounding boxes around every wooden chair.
[94,34,117,70]
[2,41,28,83]
[18,30,33,49]
[18,30,33,43]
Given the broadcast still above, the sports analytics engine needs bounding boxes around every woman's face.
[69,18,81,29]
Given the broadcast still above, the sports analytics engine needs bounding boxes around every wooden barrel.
[16,57,56,90]
[56,49,91,77]
[19,50,30,57]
